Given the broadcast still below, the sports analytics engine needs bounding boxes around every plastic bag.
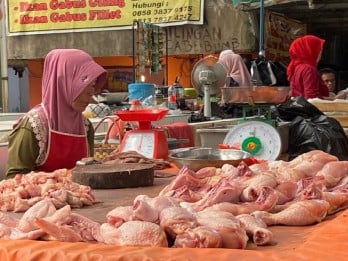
[276,96,323,121]
[251,57,289,86]
[269,61,289,86]
[275,96,348,160]
[251,57,274,86]
[288,114,348,161]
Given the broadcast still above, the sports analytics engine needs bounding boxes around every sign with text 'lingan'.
[7,0,204,35]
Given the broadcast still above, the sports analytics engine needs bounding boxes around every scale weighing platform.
[115,108,169,159]
[223,104,282,161]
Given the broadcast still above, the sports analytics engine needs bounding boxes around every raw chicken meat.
[34,210,103,243]
[196,209,248,249]
[0,212,19,227]
[290,150,338,167]
[194,166,218,179]
[240,174,278,202]
[274,181,298,205]
[330,175,348,191]
[322,190,348,215]
[67,213,103,242]
[0,149,347,251]
[106,206,134,227]
[17,198,56,232]
[0,223,46,240]
[287,150,338,178]
[316,161,348,188]
[174,226,222,248]
[296,176,326,197]
[159,206,198,238]
[34,218,83,242]
[252,199,330,226]
[236,214,273,246]
[0,169,96,212]
[254,150,338,183]
[159,166,211,201]
[163,185,203,202]
[203,186,278,216]
[192,178,244,211]
[223,161,255,183]
[271,178,325,213]
[159,166,210,194]
[99,221,168,247]
[132,195,179,223]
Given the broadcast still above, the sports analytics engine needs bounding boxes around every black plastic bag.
[251,57,288,86]
[251,57,274,86]
[288,114,348,161]
[276,96,323,121]
[269,61,289,86]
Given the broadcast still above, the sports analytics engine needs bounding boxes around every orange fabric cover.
[162,122,195,148]
[0,209,347,261]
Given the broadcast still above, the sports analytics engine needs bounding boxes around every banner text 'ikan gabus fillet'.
[7,0,204,35]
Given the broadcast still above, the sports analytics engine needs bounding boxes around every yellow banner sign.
[7,0,204,35]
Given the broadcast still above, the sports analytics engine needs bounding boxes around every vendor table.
[1,169,348,261]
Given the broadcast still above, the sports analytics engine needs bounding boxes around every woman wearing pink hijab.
[218,49,252,87]
[5,49,107,178]
[287,35,329,99]
[217,50,252,117]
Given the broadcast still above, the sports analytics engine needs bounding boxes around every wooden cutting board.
[72,163,154,189]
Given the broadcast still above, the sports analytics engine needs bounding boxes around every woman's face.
[71,81,96,112]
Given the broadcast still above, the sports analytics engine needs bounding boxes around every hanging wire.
[259,0,265,57]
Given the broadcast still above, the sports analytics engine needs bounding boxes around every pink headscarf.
[218,50,252,87]
[287,35,325,80]
[41,49,107,134]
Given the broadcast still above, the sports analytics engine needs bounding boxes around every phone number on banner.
[132,6,194,23]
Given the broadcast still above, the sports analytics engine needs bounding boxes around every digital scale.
[115,108,169,159]
[223,104,282,161]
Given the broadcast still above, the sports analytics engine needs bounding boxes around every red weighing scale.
[115,108,169,159]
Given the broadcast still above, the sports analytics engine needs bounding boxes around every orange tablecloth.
[0,209,347,260]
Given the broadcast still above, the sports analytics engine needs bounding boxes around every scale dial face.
[121,132,155,158]
[223,121,282,161]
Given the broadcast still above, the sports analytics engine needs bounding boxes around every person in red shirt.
[287,35,329,99]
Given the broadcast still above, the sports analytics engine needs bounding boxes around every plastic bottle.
[167,85,177,110]
[173,77,185,109]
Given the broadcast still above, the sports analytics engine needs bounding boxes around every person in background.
[218,49,252,88]
[5,49,107,178]
[319,67,336,96]
[217,50,253,118]
[287,35,329,99]
[319,67,348,99]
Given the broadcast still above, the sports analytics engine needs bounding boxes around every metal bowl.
[169,147,251,171]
